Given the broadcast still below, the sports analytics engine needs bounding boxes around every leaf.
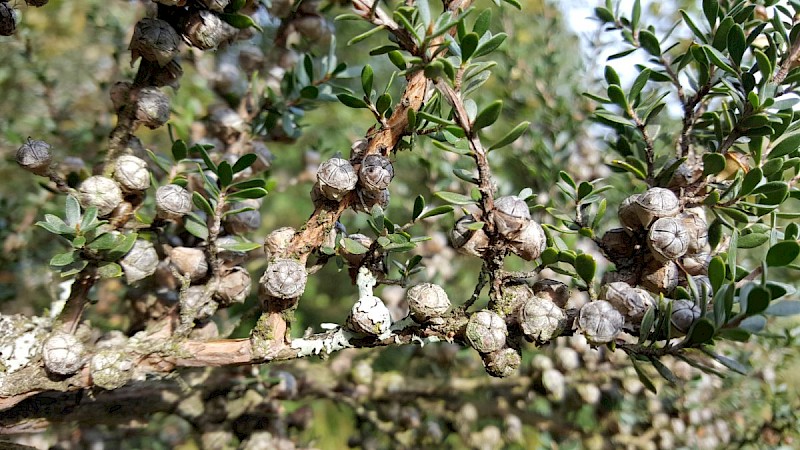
[703,153,726,175]
[172,139,188,161]
[342,237,369,255]
[434,191,475,205]
[219,240,261,252]
[574,253,596,284]
[487,121,530,151]
[193,192,215,217]
[638,307,656,344]
[184,214,209,240]
[764,300,800,316]
[766,241,800,266]
[232,154,257,174]
[193,144,217,173]
[473,100,503,130]
[217,161,233,188]
[680,10,709,43]
[702,0,718,27]
[702,349,748,375]
[737,232,769,249]
[227,187,268,200]
[87,232,121,251]
[361,65,374,97]
[229,178,267,191]
[412,195,425,221]
[337,93,369,109]
[50,251,77,267]
[419,205,454,220]
[702,45,737,75]
[97,262,122,279]
[220,13,262,32]
[65,195,81,228]
[630,357,657,394]
[686,317,715,345]
[461,32,479,61]
[649,357,678,385]
[717,206,750,223]
[629,68,651,100]
[727,24,746,66]
[746,285,771,315]
[80,207,99,233]
[473,33,507,58]
[768,133,800,159]
[417,0,431,27]
[107,232,137,260]
[754,49,772,82]
[639,30,661,56]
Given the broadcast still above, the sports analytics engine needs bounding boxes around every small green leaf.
[193,192,215,217]
[708,256,726,292]
[361,65,374,97]
[87,232,121,251]
[746,285,771,315]
[766,241,800,266]
[172,139,188,161]
[473,33,507,58]
[50,251,77,267]
[703,153,726,175]
[461,32,479,61]
[434,191,475,205]
[217,161,233,187]
[702,349,748,375]
[419,205,454,220]
[80,207,99,233]
[229,178,267,191]
[220,13,263,32]
[768,133,800,159]
[388,50,407,70]
[412,195,425,221]
[717,206,750,223]
[737,232,769,249]
[107,232,137,260]
[638,307,656,344]
[574,253,596,284]
[97,262,122,279]
[342,237,369,255]
[764,300,800,316]
[232,154,257,174]
[337,93,369,109]
[473,100,503,130]
[702,45,736,75]
[630,358,657,394]
[594,7,615,23]
[687,317,715,345]
[540,247,558,265]
[219,240,261,252]
[727,24,746,66]
[228,187,268,200]
[754,49,772,82]
[65,195,81,228]
[650,357,678,385]
[638,30,661,56]
[185,213,209,240]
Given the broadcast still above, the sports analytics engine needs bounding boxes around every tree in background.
[0,0,799,448]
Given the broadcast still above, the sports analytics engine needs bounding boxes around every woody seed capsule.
[578,300,624,344]
[347,295,392,335]
[16,139,52,176]
[130,18,181,67]
[359,154,394,191]
[532,279,570,308]
[406,283,450,323]
[215,266,252,306]
[648,217,690,261]
[634,187,680,227]
[0,3,16,36]
[494,195,531,235]
[518,296,566,342]
[79,176,123,217]
[43,332,84,375]
[508,219,546,261]
[120,239,159,283]
[482,348,521,378]
[318,157,358,201]
[135,87,170,129]
[169,247,208,281]
[155,184,192,220]
[670,299,701,334]
[466,310,507,353]
[114,155,150,191]
[264,227,296,259]
[600,282,655,325]
[181,10,237,50]
[261,258,307,299]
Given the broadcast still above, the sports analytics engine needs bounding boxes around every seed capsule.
[494,195,530,235]
[532,279,570,308]
[406,283,451,323]
[25,0,49,6]
[261,258,307,299]
[670,299,701,334]
[618,194,642,230]
[181,10,237,50]
[359,154,394,191]
[634,187,680,227]
[482,348,521,378]
[120,239,159,283]
[318,157,358,201]
[224,200,261,234]
[169,247,208,281]
[264,227,295,259]
[114,155,150,192]
[197,0,229,12]
[79,176,123,217]
[600,227,636,262]
[347,295,392,335]
[578,300,624,344]
[450,215,488,257]
[517,296,566,342]
[135,87,170,129]
[130,18,180,67]
[648,217,690,261]
[465,310,507,353]
[640,258,679,295]
[509,219,547,261]
[215,266,252,306]
[681,208,709,254]
[600,282,655,325]
[182,285,218,320]
[0,3,16,36]
[43,332,84,376]
[155,184,192,220]
[16,139,52,176]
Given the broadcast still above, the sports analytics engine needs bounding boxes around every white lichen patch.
[290,327,355,357]
[0,315,51,386]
